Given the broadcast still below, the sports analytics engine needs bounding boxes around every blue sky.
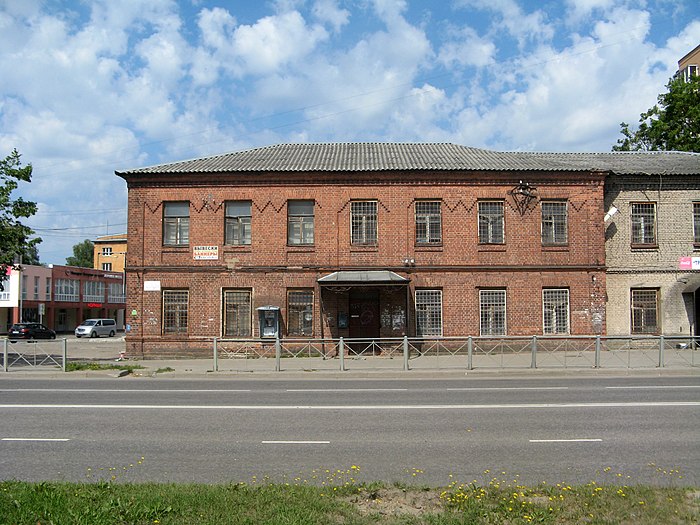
[1,0,698,264]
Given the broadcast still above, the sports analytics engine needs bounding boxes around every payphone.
[257,306,280,338]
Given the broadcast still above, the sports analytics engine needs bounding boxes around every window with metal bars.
[480,289,506,336]
[541,201,568,245]
[631,202,656,245]
[223,290,251,337]
[478,201,504,244]
[543,289,570,334]
[415,290,442,336]
[163,202,190,246]
[630,289,659,334]
[163,290,188,334]
[287,290,313,336]
[287,200,315,245]
[351,201,377,245]
[415,201,442,244]
[225,201,252,245]
[693,203,700,245]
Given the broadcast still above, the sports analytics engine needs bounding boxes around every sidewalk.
[2,336,698,379]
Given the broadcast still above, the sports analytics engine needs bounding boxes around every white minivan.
[75,318,118,338]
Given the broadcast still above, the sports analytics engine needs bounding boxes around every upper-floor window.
[478,201,504,244]
[681,64,697,82]
[21,275,27,300]
[415,201,442,245]
[631,288,659,334]
[415,289,442,336]
[45,277,51,301]
[287,200,315,245]
[543,288,570,335]
[693,203,700,245]
[84,281,105,302]
[351,200,377,246]
[102,263,112,271]
[163,202,189,246]
[33,276,39,300]
[287,290,313,336]
[163,289,188,334]
[631,202,656,246]
[102,247,112,256]
[541,201,568,245]
[480,289,506,336]
[225,201,252,246]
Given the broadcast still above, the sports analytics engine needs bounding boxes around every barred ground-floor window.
[415,289,442,336]
[543,288,570,334]
[631,288,659,334]
[287,290,314,336]
[223,290,252,337]
[163,289,188,334]
[480,289,506,336]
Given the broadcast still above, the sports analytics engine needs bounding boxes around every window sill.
[161,246,189,252]
[287,245,316,252]
[478,244,506,252]
[630,244,659,251]
[541,245,569,251]
[415,244,443,252]
[350,245,378,252]
[223,246,252,253]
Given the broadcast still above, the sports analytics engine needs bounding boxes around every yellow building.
[93,233,127,272]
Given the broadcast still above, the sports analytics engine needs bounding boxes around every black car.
[7,323,56,342]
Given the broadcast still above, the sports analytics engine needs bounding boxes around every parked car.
[7,323,56,342]
[75,318,117,338]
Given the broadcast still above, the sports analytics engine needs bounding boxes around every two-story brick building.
[118,143,607,356]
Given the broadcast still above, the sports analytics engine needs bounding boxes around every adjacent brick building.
[116,143,697,357]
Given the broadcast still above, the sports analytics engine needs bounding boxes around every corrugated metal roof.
[318,270,410,284]
[116,143,700,176]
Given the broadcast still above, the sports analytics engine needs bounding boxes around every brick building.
[118,143,620,357]
[604,155,700,336]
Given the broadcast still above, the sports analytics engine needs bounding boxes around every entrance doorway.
[349,289,380,342]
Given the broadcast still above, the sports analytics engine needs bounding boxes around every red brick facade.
[121,165,606,358]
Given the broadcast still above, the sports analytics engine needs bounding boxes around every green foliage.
[613,75,700,152]
[65,361,144,372]
[0,149,40,284]
[66,238,95,268]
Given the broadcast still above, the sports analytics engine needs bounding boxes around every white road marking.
[446,387,569,391]
[530,438,602,443]
[2,438,70,442]
[605,385,700,390]
[0,401,697,410]
[0,389,252,393]
[286,388,408,392]
[262,440,330,444]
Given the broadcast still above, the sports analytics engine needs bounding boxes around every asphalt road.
[0,375,698,487]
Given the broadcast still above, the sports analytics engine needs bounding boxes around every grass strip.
[1,480,698,525]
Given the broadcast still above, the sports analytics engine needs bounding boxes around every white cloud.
[437,27,496,68]
[312,0,350,32]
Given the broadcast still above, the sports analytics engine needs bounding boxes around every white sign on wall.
[193,245,219,260]
[144,280,161,291]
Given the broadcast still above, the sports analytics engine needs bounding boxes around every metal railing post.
[659,335,665,368]
[275,336,281,372]
[339,337,345,372]
[3,338,7,372]
[213,337,218,372]
[403,336,409,371]
[594,335,601,369]
[62,338,67,372]
[467,336,473,370]
[530,335,537,369]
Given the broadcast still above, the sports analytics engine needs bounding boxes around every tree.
[613,74,700,152]
[66,239,95,268]
[20,244,41,265]
[0,149,40,289]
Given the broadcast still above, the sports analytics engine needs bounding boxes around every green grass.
[1,480,697,525]
[65,361,144,372]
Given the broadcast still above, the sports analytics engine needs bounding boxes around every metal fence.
[212,335,699,373]
[2,338,67,372]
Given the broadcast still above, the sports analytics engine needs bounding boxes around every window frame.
[630,288,659,334]
[630,202,657,247]
[693,202,700,246]
[351,200,378,246]
[542,288,570,335]
[479,289,507,336]
[163,289,189,335]
[286,289,314,336]
[102,247,113,256]
[224,200,252,246]
[223,289,252,337]
[163,201,190,247]
[415,200,442,245]
[415,289,443,336]
[478,200,505,244]
[541,201,568,246]
[287,200,315,246]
